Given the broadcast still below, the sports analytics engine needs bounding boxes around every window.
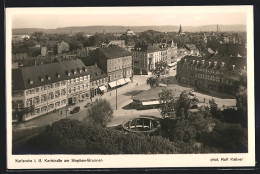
[26,98,33,107]
[55,90,60,98]
[41,106,47,113]
[36,88,40,92]
[68,88,72,94]
[41,94,47,102]
[33,96,40,105]
[35,108,40,114]
[48,92,54,100]
[61,89,66,96]
[55,83,60,88]
[48,103,54,110]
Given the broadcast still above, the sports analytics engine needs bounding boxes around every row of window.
[27,99,67,118]
[26,89,66,106]
[196,74,221,82]
[109,57,131,65]
[68,84,88,94]
[25,81,67,95]
[109,64,131,71]
[67,75,89,85]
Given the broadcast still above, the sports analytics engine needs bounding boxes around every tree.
[152,61,169,79]
[17,118,178,154]
[85,98,113,127]
[235,86,247,128]
[158,88,175,117]
[174,91,192,117]
[146,76,159,88]
[209,98,222,120]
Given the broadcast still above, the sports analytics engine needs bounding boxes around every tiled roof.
[179,54,246,72]
[86,65,108,82]
[92,46,131,59]
[12,59,90,90]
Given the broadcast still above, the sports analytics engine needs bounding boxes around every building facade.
[87,46,133,89]
[176,53,246,94]
[12,59,90,122]
[132,43,175,75]
[87,65,108,98]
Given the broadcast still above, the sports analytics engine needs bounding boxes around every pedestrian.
[204,98,205,103]
[60,110,62,115]
[110,92,111,96]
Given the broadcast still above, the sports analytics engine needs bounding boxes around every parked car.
[70,106,80,114]
[84,102,93,108]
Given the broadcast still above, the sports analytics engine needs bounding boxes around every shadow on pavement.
[123,90,145,96]
[122,103,134,110]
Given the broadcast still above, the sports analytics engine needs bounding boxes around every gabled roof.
[12,59,90,90]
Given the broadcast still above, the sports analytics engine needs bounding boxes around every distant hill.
[12,25,246,35]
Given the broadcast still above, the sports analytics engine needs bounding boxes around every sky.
[9,6,249,29]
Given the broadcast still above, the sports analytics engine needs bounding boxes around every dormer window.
[79,69,82,73]
[202,60,205,64]
[83,67,87,72]
[244,66,246,70]
[232,65,235,69]
[56,73,61,78]
[29,79,33,84]
[73,71,77,75]
[214,61,217,66]
[197,61,199,64]
[40,77,44,82]
[192,60,195,64]
[48,76,51,80]
[208,62,211,66]
[184,59,187,62]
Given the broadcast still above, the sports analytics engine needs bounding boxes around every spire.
[179,24,182,34]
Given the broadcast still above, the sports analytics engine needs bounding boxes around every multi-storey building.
[87,65,108,98]
[86,46,132,89]
[12,59,90,122]
[176,53,246,94]
[132,43,175,75]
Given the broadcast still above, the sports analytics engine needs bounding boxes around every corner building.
[12,59,90,122]
[89,46,133,89]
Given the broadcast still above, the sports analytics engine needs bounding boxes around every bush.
[22,119,178,154]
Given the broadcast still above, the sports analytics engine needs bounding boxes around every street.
[12,73,236,144]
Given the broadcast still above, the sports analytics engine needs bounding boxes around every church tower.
[178,24,183,35]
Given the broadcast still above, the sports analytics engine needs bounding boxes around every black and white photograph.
[6,6,255,169]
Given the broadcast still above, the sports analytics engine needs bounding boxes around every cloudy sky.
[9,6,249,29]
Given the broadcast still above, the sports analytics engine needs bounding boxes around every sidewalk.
[13,75,149,130]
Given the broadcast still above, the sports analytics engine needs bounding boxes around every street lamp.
[116,80,117,110]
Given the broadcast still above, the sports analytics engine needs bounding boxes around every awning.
[118,78,127,85]
[142,101,160,106]
[99,86,107,91]
[108,81,117,88]
[124,78,131,83]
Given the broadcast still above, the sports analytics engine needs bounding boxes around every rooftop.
[12,59,89,90]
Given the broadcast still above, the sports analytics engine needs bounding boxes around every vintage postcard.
[6,6,254,169]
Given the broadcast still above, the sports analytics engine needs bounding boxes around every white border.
[6,6,255,169]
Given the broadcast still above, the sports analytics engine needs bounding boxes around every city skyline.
[10,6,247,29]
